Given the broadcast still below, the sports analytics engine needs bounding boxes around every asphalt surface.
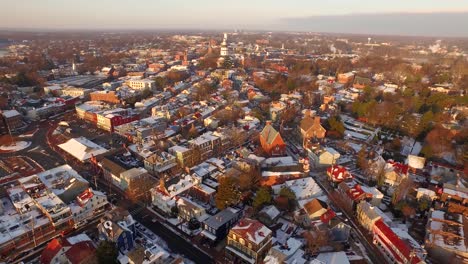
[310,170,384,263]
[92,175,215,264]
[2,114,215,264]
[0,120,66,170]
[132,206,215,264]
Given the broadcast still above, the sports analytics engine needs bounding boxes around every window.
[239,238,245,245]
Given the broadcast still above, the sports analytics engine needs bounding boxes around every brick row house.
[225,218,273,264]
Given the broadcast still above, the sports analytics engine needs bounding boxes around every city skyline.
[2,0,468,37]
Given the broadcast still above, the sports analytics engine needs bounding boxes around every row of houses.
[76,102,140,132]
[0,165,109,260]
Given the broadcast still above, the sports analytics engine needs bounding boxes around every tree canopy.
[96,241,118,264]
[252,186,272,210]
[215,176,240,209]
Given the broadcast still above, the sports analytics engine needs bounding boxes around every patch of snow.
[0,141,31,152]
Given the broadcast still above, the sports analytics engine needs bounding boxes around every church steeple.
[220,33,229,57]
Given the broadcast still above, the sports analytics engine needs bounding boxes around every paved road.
[310,170,384,264]
[0,120,66,170]
[132,206,214,264]
[90,175,215,264]
[1,114,214,264]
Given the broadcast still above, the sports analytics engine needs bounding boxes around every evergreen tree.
[253,187,272,210]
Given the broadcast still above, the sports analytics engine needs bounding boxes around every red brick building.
[90,90,122,104]
[40,235,97,264]
[259,121,286,157]
[226,218,273,264]
[1,110,23,131]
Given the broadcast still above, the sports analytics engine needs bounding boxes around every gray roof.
[203,207,239,229]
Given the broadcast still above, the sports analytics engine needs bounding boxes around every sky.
[1,0,468,37]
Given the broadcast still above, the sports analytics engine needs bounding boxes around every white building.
[58,137,109,162]
[70,189,108,227]
[220,33,229,57]
[308,147,340,167]
[144,152,177,176]
[151,174,199,214]
[20,165,109,228]
[128,79,156,90]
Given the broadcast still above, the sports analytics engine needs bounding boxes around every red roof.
[320,209,336,224]
[76,188,94,207]
[327,165,353,183]
[387,160,409,175]
[346,184,367,201]
[231,218,269,244]
[373,220,422,264]
[41,237,96,264]
[40,238,70,264]
[65,241,96,264]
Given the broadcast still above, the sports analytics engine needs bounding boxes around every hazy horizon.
[2,0,468,37]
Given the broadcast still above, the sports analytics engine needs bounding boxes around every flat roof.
[58,137,108,162]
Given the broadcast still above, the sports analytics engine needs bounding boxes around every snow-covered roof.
[231,218,272,245]
[66,233,92,245]
[58,137,108,162]
[271,237,303,258]
[262,156,296,168]
[166,174,198,198]
[260,205,280,220]
[416,188,436,198]
[360,185,384,199]
[407,155,425,169]
[315,252,349,264]
[25,164,87,196]
[273,178,324,201]
[391,225,426,259]
[442,185,468,199]
[168,145,190,153]
[2,109,21,118]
